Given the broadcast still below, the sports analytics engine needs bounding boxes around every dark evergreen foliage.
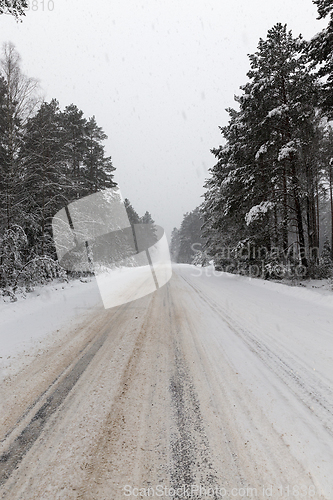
[124,198,141,225]
[0,45,119,295]
[307,0,333,116]
[202,23,332,278]
[0,0,28,19]
[176,207,205,264]
[170,227,181,262]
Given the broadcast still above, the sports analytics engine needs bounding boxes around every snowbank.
[0,278,102,376]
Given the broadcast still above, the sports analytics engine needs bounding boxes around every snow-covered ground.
[1,265,332,385]
[0,259,173,379]
[1,266,332,380]
[177,264,333,498]
[0,277,102,379]
[0,262,170,380]
[1,265,333,498]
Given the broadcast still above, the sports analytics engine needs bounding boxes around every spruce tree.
[124,198,141,225]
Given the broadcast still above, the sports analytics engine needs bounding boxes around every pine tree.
[19,99,74,256]
[0,47,120,292]
[82,116,116,194]
[317,123,333,259]
[0,76,8,207]
[60,104,87,180]
[245,24,320,267]
[0,0,28,19]
[203,24,321,272]
[137,211,157,248]
[202,134,250,267]
[307,0,333,117]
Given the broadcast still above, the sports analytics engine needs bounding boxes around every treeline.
[170,207,206,264]
[201,5,333,279]
[0,43,152,297]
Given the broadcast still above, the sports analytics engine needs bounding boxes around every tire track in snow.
[179,274,333,437]
[166,283,245,499]
[0,303,129,487]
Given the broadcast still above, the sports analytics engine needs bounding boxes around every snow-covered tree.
[0,42,40,230]
[203,24,323,273]
[0,0,28,19]
[82,116,116,194]
[60,103,87,178]
[124,198,141,225]
[19,99,73,256]
[140,211,154,225]
[170,227,180,262]
[177,207,205,264]
[316,123,333,259]
[308,0,333,117]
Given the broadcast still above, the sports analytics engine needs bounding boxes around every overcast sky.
[0,0,327,238]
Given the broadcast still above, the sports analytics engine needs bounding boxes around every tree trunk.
[282,164,289,258]
[305,156,319,264]
[290,158,308,269]
[329,158,333,259]
[316,173,320,251]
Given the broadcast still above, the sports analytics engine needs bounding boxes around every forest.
[199,2,333,279]
[171,1,333,280]
[4,0,333,292]
[0,42,152,299]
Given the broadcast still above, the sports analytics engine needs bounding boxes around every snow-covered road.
[0,265,333,499]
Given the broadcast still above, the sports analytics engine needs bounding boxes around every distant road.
[1,265,332,499]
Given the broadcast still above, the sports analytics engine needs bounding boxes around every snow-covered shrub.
[310,240,333,279]
[328,278,333,291]
[0,225,67,299]
[264,260,290,279]
[191,250,210,266]
[263,254,306,281]
[13,256,67,293]
[0,225,28,290]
